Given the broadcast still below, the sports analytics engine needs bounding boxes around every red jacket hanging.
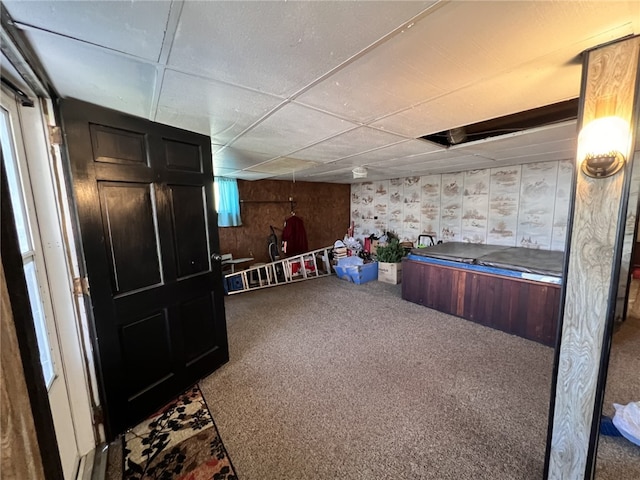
[282,215,308,256]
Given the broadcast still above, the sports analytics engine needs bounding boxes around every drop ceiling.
[3,0,639,183]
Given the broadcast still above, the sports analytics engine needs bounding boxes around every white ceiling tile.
[289,126,409,163]
[246,157,319,175]
[168,1,434,96]
[462,138,576,162]
[213,147,275,171]
[230,103,357,157]
[371,20,634,138]
[281,162,349,178]
[156,69,283,145]
[232,171,274,181]
[312,175,355,184]
[492,149,577,166]
[213,167,241,177]
[453,121,577,154]
[371,101,467,139]
[325,177,355,184]
[365,152,485,173]
[455,123,578,162]
[333,139,443,167]
[394,155,497,173]
[371,59,581,138]
[391,152,458,168]
[370,60,581,138]
[294,53,445,124]
[22,29,156,118]
[8,0,639,183]
[5,0,171,61]
[290,166,357,184]
[296,1,638,124]
[419,164,493,176]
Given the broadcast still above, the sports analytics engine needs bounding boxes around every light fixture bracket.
[581,151,625,178]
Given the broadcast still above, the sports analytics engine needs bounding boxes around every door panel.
[90,124,148,165]
[121,311,173,399]
[169,185,210,278]
[179,293,219,364]
[164,139,202,172]
[61,99,228,437]
[99,182,162,293]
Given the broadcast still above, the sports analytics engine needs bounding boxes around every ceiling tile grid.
[20,27,158,119]
[246,157,319,175]
[286,126,410,163]
[5,0,171,60]
[213,147,276,171]
[4,0,639,183]
[228,102,358,158]
[155,69,285,145]
[167,1,434,97]
[330,139,444,168]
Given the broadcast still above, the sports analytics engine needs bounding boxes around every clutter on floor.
[224,246,334,295]
[334,255,378,284]
[333,230,410,285]
[600,415,623,437]
[612,401,640,447]
[332,240,348,260]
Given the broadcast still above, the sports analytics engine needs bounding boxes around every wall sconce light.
[577,116,630,178]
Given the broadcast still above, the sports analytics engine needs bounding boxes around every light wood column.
[546,36,640,479]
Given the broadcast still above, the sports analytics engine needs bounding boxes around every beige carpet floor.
[200,277,555,480]
[108,275,639,479]
[596,279,640,480]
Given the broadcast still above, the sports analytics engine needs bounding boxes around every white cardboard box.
[378,261,402,284]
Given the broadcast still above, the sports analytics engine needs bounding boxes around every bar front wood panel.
[402,259,560,346]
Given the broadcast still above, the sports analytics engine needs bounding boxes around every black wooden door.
[61,99,228,438]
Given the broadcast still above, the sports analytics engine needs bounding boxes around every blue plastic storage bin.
[334,262,378,284]
[224,274,244,293]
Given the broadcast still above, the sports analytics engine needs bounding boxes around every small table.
[222,257,254,273]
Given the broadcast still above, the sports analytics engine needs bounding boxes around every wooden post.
[545,36,640,479]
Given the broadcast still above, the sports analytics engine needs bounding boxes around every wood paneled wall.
[218,179,350,263]
[546,36,640,480]
[1,260,47,480]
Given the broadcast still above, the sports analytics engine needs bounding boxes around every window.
[1,105,55,387]
[214,177,242,227]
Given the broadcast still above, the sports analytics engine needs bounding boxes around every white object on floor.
[612,401,640,446]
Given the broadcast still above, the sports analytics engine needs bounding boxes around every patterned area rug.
[123,385,237,480]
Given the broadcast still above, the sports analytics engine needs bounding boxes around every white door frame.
[1,85,97,478]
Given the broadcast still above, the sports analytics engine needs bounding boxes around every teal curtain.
[214,177,242,227]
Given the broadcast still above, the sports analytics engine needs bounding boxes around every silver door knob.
[211,253,222,262]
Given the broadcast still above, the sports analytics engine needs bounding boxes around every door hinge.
[48,125,62,145]
[73,277,90,296]
[92,404,104,427]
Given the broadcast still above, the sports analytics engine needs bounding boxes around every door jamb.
[1,156,64,480]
